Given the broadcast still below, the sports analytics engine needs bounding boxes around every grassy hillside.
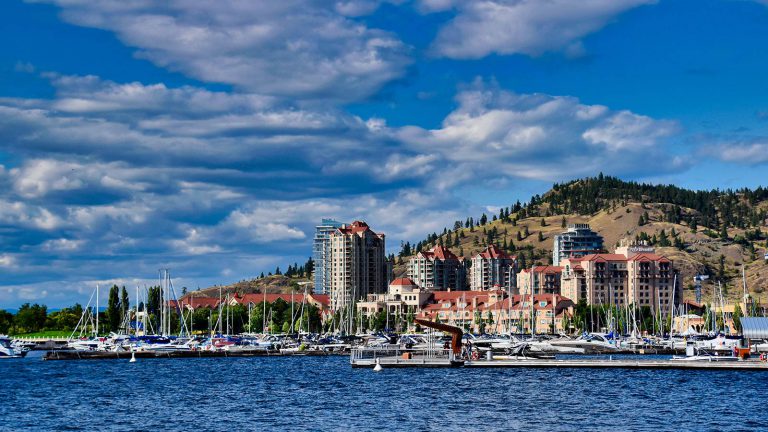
[396,176,768,305]
[182,275,312,300]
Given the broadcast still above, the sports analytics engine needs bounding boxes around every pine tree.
[561,216,567,228]
[106,285,121,332]
[120,286,129,323]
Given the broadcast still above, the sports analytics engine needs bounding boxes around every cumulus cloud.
[706,141,768,164]
[394,81,682,182]
[428,0,655,59]
[33,0,411,101]
[0,72,687,307]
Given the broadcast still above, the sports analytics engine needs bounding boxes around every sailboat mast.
[95,284,99,337]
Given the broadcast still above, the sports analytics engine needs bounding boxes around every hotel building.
[560,244,680,316]
[517,265,563,295]
[328,221,387,313]
[469,245,517,291]
[407,245,467,290]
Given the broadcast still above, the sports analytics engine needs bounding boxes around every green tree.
[14,303,47,333]
[120,286,129,324]
[733,304,743,334]
[0,309,15,334]
[561,217,567,228]
[106,285,121,332]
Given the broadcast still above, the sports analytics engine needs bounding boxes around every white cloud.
[429,0,654,59]
[708,141,768,164]
[35,0,411,101]
[0,254,18,268]
[40,239,85,252]
[394,81,681,181]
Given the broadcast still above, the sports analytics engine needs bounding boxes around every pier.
[43,349,347,361]
[463,357,768,370]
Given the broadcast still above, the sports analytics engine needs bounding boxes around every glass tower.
[313,218,344,294]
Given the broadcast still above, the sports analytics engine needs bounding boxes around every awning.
[741,317,768,339]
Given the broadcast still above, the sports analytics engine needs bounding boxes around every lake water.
[2,353,766,431]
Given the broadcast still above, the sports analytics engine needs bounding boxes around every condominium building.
[407,245,467,290]
[517,266,563,295]
[469,245,517,290]
[552,224,604,266]
[560,244,680,317]
[328,221,387,313]
[312,218,344,294]
[356,277,432,330]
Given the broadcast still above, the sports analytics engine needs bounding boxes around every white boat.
[549,333,619,353]
[672,347,739,362]
[0,336,23,358]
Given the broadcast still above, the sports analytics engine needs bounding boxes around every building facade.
[356,278,432,331]
[469,245,516,291]
[328,221,387,314]
[560,245,680,317]
[407,245,467,290]
[517,266,563,295]
[552,223,604,266]
[312,218,344,294]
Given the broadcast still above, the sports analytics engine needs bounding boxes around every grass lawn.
[10,330,72,338]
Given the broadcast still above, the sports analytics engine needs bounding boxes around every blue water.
[2,353,766,431]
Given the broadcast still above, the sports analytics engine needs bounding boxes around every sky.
[2,0,768,308]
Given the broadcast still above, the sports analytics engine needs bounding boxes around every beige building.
[561,244,679,317]
[517,266,563,295]
[469,245,516,291]
[356,278,432,330]
[407,245,466,290]
[416,291,573,334]
[329,221,387,313]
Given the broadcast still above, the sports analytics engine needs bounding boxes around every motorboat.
[0,336,24,358]
[672,347,739,362]
[549,333,619,353]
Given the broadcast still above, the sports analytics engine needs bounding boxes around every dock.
[463,358,768,370]
[43,349,346,361]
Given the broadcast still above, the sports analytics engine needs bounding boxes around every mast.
[95,284,99,337]
[263,288,267,334]
[218,286,223,335]
[135,285,139,336]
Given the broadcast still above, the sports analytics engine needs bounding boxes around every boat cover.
[741,317,768,339]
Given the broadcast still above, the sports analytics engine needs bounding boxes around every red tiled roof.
[310,294,330,306]
[476,244,513,260]
[521,265,563,274]
[390,277,417,286]
[174,297,221,309]
[335,220,382,236]
[579,253,628,262]
[235,292,329,307]
[628,252,670,263]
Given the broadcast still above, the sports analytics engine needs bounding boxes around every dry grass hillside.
[395,201,768,305]
[181,275,312,300]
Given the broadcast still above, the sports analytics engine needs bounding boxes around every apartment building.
[328,221,387,313]
[312,218,344,294]
[407,245,467,290]
[469,244,516,290]
[560,244,679,316]
[517,265,563,295]
[552,223,604,266]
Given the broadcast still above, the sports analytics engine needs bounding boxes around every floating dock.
[43,349,346,361]
[463,358,768,370]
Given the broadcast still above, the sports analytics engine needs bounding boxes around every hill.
[181,275,313,300]
[395,175,768,305]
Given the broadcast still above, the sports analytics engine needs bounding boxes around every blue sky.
[1,0,768,308]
